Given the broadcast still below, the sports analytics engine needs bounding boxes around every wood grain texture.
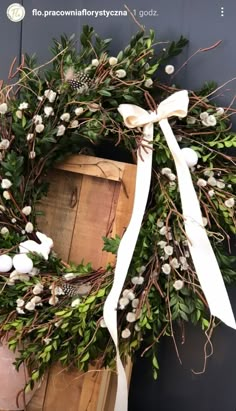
[28,155,136,411]
[55,155,125,182]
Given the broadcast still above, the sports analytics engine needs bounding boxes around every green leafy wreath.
[0,26,236,392]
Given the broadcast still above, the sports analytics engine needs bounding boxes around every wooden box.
[26,155,136,411]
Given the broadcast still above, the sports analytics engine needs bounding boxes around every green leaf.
[80,352,90,362]
[98,90,112,97]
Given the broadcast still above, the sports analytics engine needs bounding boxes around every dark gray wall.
[1,0,236,106]
[1,1,236,410]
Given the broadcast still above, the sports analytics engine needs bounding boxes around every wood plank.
[29,156,136,410]
[56,155,125,182]
[42,364,85,411]
[78,369,104,411]
[26,373,49,411]
[110,163,137,238]
[37,170,82,262]
[69,175,117,268]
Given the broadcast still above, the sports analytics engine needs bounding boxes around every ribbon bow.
[103,90,236,411]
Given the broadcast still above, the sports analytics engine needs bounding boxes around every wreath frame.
[0,25,236,394]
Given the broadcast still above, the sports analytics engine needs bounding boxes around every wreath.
[0,25,236,398]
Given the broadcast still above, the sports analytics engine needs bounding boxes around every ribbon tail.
[159,119,236,329]
[103,123,154,411]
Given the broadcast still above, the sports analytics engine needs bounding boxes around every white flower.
[25,222,34,233]
[33,114,43,124]
[119,297,129,307]
[158,240,167,249]
[167,173,176,181]
[224,198,235,208]
[3,191,10,200]
[115,69,127,78]
[35,124,45,133]
[49,285,64,295]
[16,307,25,314]
[216,107,224,116]
[57,125,66,136]
[29,267,40,277]
[217,180,225,189]
[131,277,140,285]
[136,276,144,285]
[22,206,32,216]
[75,107,84,116]
[69,120,79,128]
[16,110,23,119]
[71,298,81,307]
[180,256,188,270]
[1,179,12,189]
[1,227,9,235]
[197,178,207,187]
[134,324,141,332]
[157,220,164,228]
[200,112,209,121]
[127,291,135,301]
[201,112,217,127]
[25,301,35,311]
[43,337,52,345]
[162,263,171,275]
[202,217,208,227]
[164,245,173,256]
[173,280,184,290]
[109,57,118,66]
[100,318,107,328]
[121,328,131,339]
[29,151,36,160]
[16,298,25,307]
[88,103,100,112]
[49,296,59,305]
[159,226,167,236]
[31,296,42,305]
[186,117,196,125]
[208,189,215,197]
[60,113,70,122]
[170,258,180,269]
[18,102,28,110]
[27,133,34,141]
[126,312,136,323]
[11,218,16,223]
[33,283,44,295]
[208,176,217,187]
[44,106,54,117]
[132,299,139,308]
[144,78,153,88]
[122,289,131,298]
[161,167,172,175]
[0,103,8,114]
[207,115,217,127]
[44,89,57,103]
[63,273,76,280]
[165,65,175,74]
[10,270,19,280]
[0,139,10,150]
[91,58,99,67]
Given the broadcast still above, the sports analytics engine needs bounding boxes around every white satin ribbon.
[103,90,236,411]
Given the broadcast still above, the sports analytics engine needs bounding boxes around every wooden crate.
[26,155,136,411]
